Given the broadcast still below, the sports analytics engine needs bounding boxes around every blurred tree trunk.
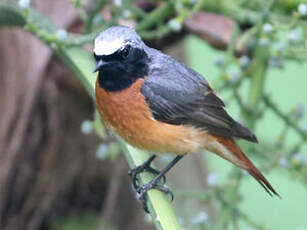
[0,1,153,230]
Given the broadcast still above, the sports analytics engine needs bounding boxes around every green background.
[186,36,307,230]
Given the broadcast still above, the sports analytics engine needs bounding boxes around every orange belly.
[95,78,208,154]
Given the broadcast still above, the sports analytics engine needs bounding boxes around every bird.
[93,25,280,210]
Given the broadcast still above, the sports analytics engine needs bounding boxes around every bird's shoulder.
[140,48,257,142]
[145,48,211,92]
[142,48,221,108]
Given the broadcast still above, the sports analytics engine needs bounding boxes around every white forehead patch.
[94,38,124,55]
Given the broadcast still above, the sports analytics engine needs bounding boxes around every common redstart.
[93,26,279,210]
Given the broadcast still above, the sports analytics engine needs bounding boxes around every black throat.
[97,48,149,92]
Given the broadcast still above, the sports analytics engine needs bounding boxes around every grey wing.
[141,58,257,142]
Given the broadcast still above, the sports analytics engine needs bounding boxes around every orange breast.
[95,78,206,154]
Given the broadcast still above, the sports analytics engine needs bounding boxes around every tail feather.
[246,162,280,197]
[212,135,280,198]
[232,122,258,143]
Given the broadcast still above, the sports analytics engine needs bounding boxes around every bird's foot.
[128,155,166,190]
[136,180,174,213]
[129,155,185,212]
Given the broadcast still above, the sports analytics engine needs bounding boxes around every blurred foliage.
[0,0,307,230]
[51,213,117,230]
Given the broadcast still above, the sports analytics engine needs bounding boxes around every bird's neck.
[98,58,149,92]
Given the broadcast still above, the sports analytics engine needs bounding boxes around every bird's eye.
[121,45,131,58]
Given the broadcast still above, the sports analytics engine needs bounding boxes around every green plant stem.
[0,3,182,230]
[85,0,107,33]
[217,186,270,230]
[263,95,307,141]
[243,10,271,129]
[118,142,182,230]
[136,2,174,32]
[245,47,269,129]
[214,169,242,230]
[205,0,303,24]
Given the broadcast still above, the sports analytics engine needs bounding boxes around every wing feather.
[141,57,257,142]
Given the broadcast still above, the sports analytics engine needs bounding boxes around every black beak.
[93,60,104,73]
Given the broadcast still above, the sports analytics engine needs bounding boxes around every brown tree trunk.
[0,1,152,230]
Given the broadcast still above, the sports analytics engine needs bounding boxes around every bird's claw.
[136,183,174,213]
[128,156,166,190]
[128,155,183,212]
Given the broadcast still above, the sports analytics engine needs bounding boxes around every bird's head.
[93,26,149,90]
[93,26,149,91]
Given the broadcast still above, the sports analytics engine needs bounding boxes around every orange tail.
[213,135,280,198]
